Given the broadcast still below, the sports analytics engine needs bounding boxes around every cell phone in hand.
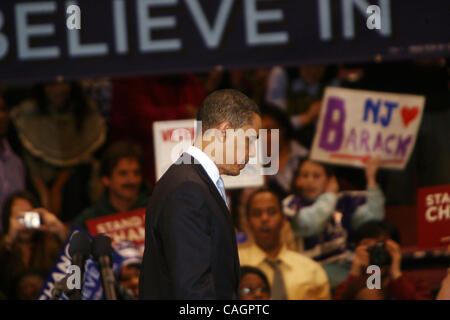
[19,211,41,229]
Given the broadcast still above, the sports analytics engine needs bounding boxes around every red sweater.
[334,273,432,300]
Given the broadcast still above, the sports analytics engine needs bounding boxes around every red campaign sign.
[161,128,195,142]
[417,185,450,249]
[86,209,146,249]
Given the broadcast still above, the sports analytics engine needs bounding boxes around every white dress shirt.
[185,145,227,206]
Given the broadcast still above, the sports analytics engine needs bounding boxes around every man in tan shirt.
[239,188,331,300]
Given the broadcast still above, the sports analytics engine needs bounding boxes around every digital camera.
[367,241,392,267]
[18,211,42,229]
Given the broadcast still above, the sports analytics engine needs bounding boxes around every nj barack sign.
[310,87,425,170]
[0,0,449,83]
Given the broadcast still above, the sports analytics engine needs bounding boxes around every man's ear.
[216,121,232,142]
[101,176,111,188]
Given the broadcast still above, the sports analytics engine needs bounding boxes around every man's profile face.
[102,158,142,202]
[247,191,284,250]
[217,112,262,176]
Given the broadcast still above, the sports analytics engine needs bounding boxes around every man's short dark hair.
[100,141,143,178]
[246,188,282,218]
[239,265,271,294]
[354,221,401,245]
[197,89,261,131]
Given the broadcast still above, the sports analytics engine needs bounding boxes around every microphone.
[115,282,136,300]
[53,231,91,300]
[51,274,71,300]
[92,234,118,300]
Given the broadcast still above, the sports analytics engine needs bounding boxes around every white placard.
[310,87,426,170]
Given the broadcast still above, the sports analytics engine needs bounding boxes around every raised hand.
[365,156,381,188]
[325,176,339,194]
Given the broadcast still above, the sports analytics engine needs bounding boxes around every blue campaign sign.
[37,228,123,300]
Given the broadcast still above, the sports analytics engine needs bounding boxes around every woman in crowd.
[282,157,385,288]
[0,191,68,299]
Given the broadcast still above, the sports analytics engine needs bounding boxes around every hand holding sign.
[365,157,381,188]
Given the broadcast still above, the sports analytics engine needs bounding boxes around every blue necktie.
[216,176,227,206]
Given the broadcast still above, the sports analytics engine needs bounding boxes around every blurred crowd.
[0,58,449,300]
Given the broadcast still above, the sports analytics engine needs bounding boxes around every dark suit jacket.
[139,153,240,299]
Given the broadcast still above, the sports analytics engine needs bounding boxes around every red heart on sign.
[401,107,419,127]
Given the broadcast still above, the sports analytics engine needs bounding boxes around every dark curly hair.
[197,89,261,132]
[100,141,143,178]
[1,191,40,235]
[239,265,271,295]
[245,187,282,219]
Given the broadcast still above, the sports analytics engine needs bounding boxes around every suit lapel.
[181,154,240,290]
[179,153,230,218]
[193,164,231,215]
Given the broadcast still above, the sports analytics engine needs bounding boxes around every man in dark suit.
[139,89,262,299]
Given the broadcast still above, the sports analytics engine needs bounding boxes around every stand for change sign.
[310,87,425,170]
[86,209,146,255]
[417,185,450,249]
